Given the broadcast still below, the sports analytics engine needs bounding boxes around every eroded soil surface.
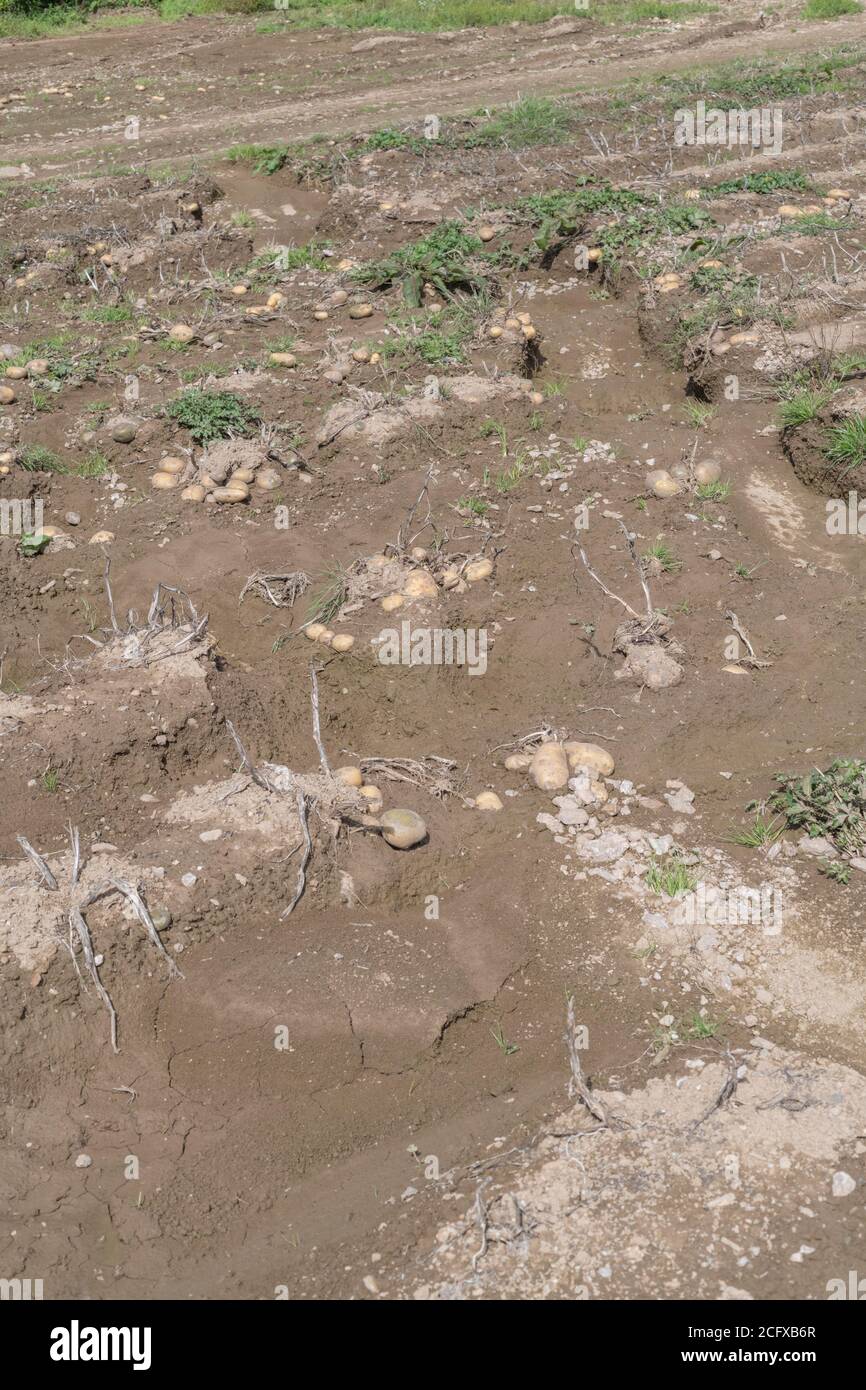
[3,4,866,1301]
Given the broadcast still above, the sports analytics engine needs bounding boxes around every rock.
[832,1171,856,1197]
[65,511,80,526]
[504,752,532,771]
[664,784,695,816]
[551,795,589,827]
[798,835,836,858]
[351,34,410,50]
[181,872,197,888]
[572,831,630,864]
[536,812,565,835]
[74,1154,92,1168]
[199,829,223,842]
[381,808,428,850]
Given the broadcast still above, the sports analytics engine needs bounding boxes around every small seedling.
[490,1024,519,1056]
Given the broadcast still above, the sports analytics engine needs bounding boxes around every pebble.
[199,829,224,842]
[74,1154,92,1168]
[832,1171,856,1198]
[181,873,198,888]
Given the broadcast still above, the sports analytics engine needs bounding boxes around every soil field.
[3,0,866,1303]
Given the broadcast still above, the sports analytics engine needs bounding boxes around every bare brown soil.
[3,4,866,1302]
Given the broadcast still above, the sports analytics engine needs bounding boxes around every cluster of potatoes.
[151,451,280,504]
[645,456,721,499]
[778,190,852,217]
[510,739,615,789]
[0,356,50,405]
[333,764,427,848]
[303,623,354,654]
[487,308,539,345]
[653,256,726,297]
[300,549,496,653]
[374,550,494,615]
[470,739,615,813]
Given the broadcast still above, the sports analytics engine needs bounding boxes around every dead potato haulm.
[3,0,866,1320]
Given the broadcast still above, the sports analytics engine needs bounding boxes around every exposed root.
[239,570,310,608]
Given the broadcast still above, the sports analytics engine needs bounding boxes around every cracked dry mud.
[3,0,866,1303]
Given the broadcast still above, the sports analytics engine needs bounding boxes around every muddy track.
[2,10,865,170]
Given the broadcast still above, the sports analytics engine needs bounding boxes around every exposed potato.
[403,569,439,600]
[478,224,496,242]
[254,468,282,491]
[381,593,404,613]
[475,790,503,811]
[529,742,570,792]
[181,484,206,502]
[504,752,532,771]
[645,468,680,499]
[564,741,615,776]
[305,623,326,641]
[335,765,363,788]
[212,484,250,503]
[330,634,354,652]
[488,325,503,339]
[89,530,115,544]
[168,324,195,343]
[694,457,722,485]
[380,807,427,849]
[158,456,186,475]
[465,557,493,583]
[359,784,384,813]
[151,471,179,489]
[269,352,296,367]
[348,303,374,319]
[5,365,26,380]
[0,386,16,404]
